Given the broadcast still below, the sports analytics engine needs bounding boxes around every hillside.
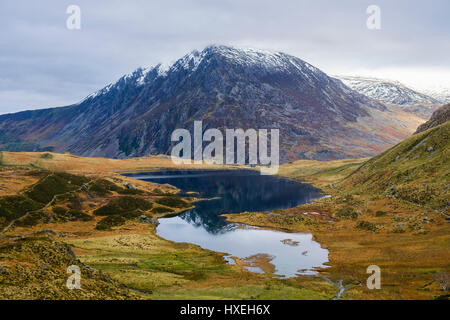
[0,158,338,300]
[0,46,423,162]
[0,148,447,299]
[0,237,142,299]
[226,122,450,300]
[341,120,450,210]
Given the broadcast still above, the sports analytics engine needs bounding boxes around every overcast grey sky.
[1,0,449,114]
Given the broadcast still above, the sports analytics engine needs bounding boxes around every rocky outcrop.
[415,104,450,134]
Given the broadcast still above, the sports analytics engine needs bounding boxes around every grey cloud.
[0,0,449,114]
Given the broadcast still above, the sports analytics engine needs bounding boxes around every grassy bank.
[224,123,450,300]
[0,161,336,300]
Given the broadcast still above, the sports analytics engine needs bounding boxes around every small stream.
[126,169,329,278]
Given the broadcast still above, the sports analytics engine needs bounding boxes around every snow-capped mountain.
[0,45,420,162]
[334,76,439,106]
[421,87,450,104]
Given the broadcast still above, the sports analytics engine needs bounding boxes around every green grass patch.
[375,210,387,217]
[39,153,53,159]
[95,215,126,230]
[88,179,122,196]
[13,210,48,227]
[0,195,43,227]
[335,207,358,220]
[155,196,189,208]
[25,172,90,204]
[117,188,145,195]
[342,122,450,209]
[52,206,67,215]
[151,206,175,214]
[356,220,378,232]
[61,209,93,222]
[93,196,152,216]
[89,179,145,196]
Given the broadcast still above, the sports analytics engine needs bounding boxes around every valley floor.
[0,152,448,300]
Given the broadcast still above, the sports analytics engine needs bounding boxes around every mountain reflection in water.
[127,169,321,234]
[126,170,329,277]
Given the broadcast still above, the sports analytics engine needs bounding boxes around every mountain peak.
[83,45,326,103]
[203,44,281,57]
[1,44,399,161]
[173,44,291,72]
[200,45,321,74]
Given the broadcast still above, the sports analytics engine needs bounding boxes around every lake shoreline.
[1,152,447,300]
[130,169,328,278]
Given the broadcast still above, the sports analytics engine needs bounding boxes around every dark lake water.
[126,169,329,277]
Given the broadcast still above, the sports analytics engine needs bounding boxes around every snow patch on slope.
[421,87,450,104]
[335,75,439,106]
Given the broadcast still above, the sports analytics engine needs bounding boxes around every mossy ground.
[224,195,449,299]
[339,122,450,210]
[0,165,336,300]
[93,196,153,216]
[65,226,335,300]
[0,237,143,299]
[4,217,336,300]
[155,195,190,208]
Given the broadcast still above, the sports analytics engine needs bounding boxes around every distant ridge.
[415,104,450,134]
[334,75,439,106]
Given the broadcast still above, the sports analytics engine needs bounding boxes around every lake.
[125,169,329,277]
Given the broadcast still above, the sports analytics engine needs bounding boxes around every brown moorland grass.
[0,151,228,175]
[0,158,337,300]
[0,130,448,300]
[224,122,450,299]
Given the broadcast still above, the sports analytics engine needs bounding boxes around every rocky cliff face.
[415,104,450,134]
[0,45,417,162]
